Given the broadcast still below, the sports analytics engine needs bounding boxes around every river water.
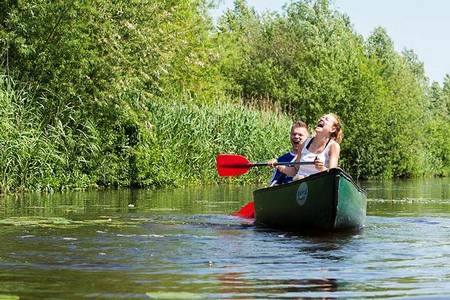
[0,178,449,299]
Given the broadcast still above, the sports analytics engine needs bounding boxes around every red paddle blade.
[231,201,254,219]
[216,154,252,177]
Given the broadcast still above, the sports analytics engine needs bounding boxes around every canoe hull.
[253,168,367,232]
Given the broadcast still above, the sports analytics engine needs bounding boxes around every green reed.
[0,76,98,193]
[122,101,293,187]
[0,75,294,193]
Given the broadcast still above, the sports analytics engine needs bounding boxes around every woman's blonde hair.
[329,113,343,143]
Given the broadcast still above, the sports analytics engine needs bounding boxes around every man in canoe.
[268,121,309,186]
[270,113,343,180]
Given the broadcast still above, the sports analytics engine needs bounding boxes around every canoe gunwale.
[254,168,366,196]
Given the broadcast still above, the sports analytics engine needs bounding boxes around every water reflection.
[0,185,261,220]
[215,272,339,298]
[363,177,450,201]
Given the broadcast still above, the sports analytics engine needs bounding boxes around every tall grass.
[0,76,50,193]
[0,75,100,193]
[0,74,295,193]
[137,101,293,186]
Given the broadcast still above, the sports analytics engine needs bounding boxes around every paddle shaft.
[220,161,314,168]
[216,154,315,177]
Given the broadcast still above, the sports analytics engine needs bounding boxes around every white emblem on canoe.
[296,182,308,206]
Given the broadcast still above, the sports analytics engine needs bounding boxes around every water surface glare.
[1,180,450,299]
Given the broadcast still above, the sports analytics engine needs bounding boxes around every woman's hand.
[314,157,327,172]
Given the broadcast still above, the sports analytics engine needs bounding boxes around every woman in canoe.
[270,113,343,180]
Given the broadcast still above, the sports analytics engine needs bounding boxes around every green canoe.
[253,168,367,232]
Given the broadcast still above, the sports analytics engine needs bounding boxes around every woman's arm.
[313,141,340,171]
[293,142,306,173]
[327,142,340,168]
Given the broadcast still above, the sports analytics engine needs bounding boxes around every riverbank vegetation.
[1,0,450,193]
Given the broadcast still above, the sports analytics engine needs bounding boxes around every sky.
[211,0,450,84]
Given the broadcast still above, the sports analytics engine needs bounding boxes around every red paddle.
[216,154,314,177]
[231,201,254,219]
[218,154,314,218]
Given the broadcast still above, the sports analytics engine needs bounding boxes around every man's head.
[290,121,309,154]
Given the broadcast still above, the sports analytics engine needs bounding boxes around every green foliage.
[1,0,450,193]
[128,100,292,186]
[344,27,427,178]
[424,75,450,176]
[1,0,224,101]
[0,76,96,192]
[0,71,292,191]
[215,0,443,179]
[1,0,228,167]
[0,0,241,192]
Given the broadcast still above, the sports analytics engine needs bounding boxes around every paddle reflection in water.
[0,181,450,299]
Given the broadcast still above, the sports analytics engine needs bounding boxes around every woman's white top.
[295,137,333,177]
